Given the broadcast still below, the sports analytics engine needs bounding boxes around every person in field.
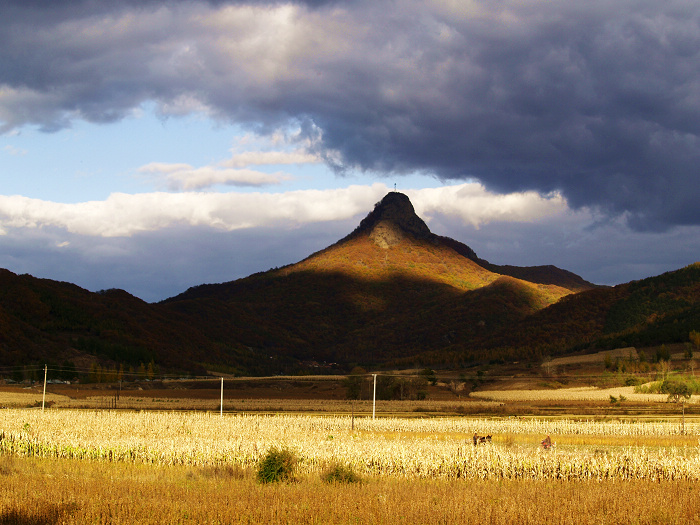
[541,434,552,449]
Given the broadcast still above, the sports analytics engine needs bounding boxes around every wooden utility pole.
[42,364,47,412]
[372,374,377,420]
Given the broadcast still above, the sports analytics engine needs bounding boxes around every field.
[1,409,700,523]
[2,353,700,524]
[2,457,699,524]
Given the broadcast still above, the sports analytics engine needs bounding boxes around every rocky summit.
[352,192,433,246]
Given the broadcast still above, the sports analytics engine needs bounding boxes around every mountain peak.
[290,191,596,293]
[351,192,432,247]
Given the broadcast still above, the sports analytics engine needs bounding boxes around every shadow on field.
[0,503,79,525]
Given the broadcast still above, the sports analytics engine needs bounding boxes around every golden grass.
[470,385,694,403]
[1,456,699,524]
[490,432,700,450]
[0,388,70,408]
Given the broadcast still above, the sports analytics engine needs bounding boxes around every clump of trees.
[689,330,700,356]
[85,360,159,383]
[344,367,429,400]
[660,379,694,403]
[635,374,700,397]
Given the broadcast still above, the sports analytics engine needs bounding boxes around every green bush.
[624,376,643,387]
[320,462,362,484]
[256,447,297,484]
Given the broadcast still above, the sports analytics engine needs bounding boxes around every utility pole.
[372,374,377,420]
[681,400,686,435]
[42,364,47,412]
[220,377,224,417]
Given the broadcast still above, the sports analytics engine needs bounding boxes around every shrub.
[256,447,297,484]
[321,462,362,484]
[422,368,437,386]
[624,376,643,387]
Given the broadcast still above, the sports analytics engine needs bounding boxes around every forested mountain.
[0,269,261,376]
[0,192,697,377]
[397,262,700,368]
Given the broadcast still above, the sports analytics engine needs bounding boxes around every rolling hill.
[0,192,697,377]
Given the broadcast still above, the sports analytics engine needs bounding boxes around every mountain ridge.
[0,193,696,377]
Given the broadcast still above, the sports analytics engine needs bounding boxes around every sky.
[1,0,699,302]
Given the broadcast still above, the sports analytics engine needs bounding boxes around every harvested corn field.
[2,410,699,481]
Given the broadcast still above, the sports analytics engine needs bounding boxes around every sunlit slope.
[395,262,700,367]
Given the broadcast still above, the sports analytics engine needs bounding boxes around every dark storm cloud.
[2,0,344,16]
[2,0,699,230]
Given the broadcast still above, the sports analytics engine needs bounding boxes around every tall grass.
[1,456,699,524]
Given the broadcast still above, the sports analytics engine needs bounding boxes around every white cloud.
[3,144,27,156]
[408,184,569,228]
[0,183,573,238]
[137,129,320,190]
[138,162,192,174]
[138,162,292,190]
[0,185,384,236]
[157,94,212,117]
[222,149,319,168]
